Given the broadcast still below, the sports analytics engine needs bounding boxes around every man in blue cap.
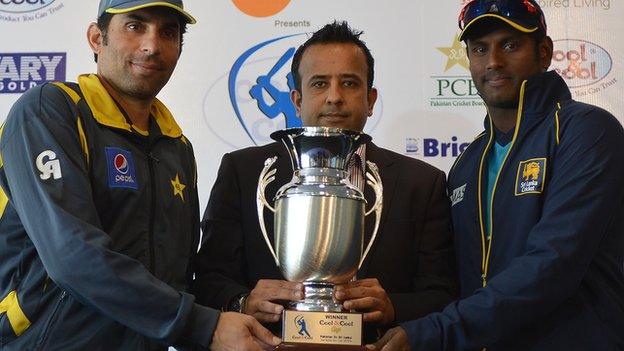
[0,1,279,350]
[371,0,624,350]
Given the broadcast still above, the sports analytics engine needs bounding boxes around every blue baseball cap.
[98,0,196,24]
[458,0,546,41]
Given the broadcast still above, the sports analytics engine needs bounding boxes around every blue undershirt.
[484,127,513,239]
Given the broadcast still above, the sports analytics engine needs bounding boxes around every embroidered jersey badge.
[515,158,546,195]
[36,150,62,180]
[451,183,467,206]
[171,173,186,202]
[106,147,138,190]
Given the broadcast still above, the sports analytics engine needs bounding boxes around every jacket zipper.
[476,122,495,288]
[479,81,527,287]
[147,151,159,273]
[37,290,67,348]
[476,82,528,351]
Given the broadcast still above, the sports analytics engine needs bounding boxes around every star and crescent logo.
[171,173,186,202]
[436,33,469,71]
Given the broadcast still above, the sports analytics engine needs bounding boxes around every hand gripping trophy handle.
[360,160,383,270]
[257,156,279,266]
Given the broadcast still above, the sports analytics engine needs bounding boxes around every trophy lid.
[271,127,371,171]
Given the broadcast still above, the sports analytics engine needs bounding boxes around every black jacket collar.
[482,71,572,132]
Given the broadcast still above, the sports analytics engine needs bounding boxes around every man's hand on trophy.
[210,312,281,351]
[245,279,304,323]
[334,278,396,325]
[365,326,411,351]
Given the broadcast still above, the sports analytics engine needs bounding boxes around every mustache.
[484,71,511,81]
[318,111,349,118]
[130,56,166,70]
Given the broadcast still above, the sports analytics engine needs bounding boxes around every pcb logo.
[515,158,546,196]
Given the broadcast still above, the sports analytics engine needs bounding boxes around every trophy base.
[275,342,368,350]
[281,309,363,348]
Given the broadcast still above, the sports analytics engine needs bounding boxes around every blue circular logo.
[203,33,383,148]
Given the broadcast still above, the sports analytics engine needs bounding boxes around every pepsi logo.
[114,154,129,174]
[105,147,138,189]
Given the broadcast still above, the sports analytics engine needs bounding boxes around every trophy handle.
[359,161,383,270]
[257,157,279,265]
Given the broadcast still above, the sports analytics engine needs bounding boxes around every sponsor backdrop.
[1,0,621,212]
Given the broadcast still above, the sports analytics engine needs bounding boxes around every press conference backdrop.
[0,0,621,212]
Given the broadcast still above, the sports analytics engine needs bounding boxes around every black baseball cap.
[458,0,546,41]
[98,0,196,24]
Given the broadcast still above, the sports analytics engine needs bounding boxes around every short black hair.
[291,20,375,92]
[94,13,112,63]
[93,12,187,63]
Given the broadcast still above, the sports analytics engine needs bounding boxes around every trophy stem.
[291,282,342,312]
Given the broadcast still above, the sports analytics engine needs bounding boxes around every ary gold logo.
[430,33,484,109]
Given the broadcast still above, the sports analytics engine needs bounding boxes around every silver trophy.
[257,127,383,313]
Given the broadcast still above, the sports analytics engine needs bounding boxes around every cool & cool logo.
[552,39,612,88]
[0,0,54,13]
